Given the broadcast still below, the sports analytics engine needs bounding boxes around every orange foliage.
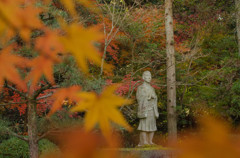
[2,1,240,158]
[0,0,43,42]
[26,55,55,87]
[0,46,28,91]
[133,7,190,53]
[0,0,111,88]
[48,86,82,116]
[42,129,121,158]
[96,17,122,64]
[177,116,240,158]
[0,0,130,142]
[35,29,64,61]
[133,7,165,44]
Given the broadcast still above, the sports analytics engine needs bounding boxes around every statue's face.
[143,72,151,83]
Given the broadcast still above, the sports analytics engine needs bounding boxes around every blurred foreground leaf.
[71,85,132,137]
[178,116,240,158]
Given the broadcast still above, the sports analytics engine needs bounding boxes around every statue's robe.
[136,83,159,132]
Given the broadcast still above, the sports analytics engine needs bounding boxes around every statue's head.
[142,71,151,83]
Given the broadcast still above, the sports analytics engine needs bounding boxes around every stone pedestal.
[119,147,175,158]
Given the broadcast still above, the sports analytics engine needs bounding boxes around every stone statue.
[136,71,159,146]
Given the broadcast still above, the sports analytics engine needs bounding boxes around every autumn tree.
[97,0,140,76]
[0,0,132,158]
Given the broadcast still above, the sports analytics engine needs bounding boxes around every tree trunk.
[165,0,177,143]
[236,0,240,56]
[100,40,108,76]
[28,101,38,158]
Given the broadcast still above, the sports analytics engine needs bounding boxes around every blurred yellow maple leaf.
[177,116,240,158]
[71,85,132,137]
[60,23,111,73]
[0,46,28,91]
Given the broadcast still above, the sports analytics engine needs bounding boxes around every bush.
[39,139,59,155]
[0,137,29,158]
[0,119,10,143]
[0,137,59,158]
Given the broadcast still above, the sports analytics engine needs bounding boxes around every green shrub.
[0,137,29,158]
[39,139,59,155]
[0,137,59,158]
[0,119,10,143]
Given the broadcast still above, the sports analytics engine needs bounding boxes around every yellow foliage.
[60,23,112,73]
[71,85,132,137]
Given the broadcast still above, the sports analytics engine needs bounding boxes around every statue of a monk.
[136,71,159,146]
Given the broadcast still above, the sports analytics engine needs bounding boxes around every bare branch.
[132,61,154,77]
[37,129,57,142]
[5,128,28,142]
[33,84,52,99]
[0,101,27,106]
[49,85,60,89]
[6,84,28,99]
[37,92,53,100]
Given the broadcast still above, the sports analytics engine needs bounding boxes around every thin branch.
[0,101,27,106]
[5,128,28,142]
[49,85,60,89]
[128,80,141,97]
[33,84,52,99]
[112,0,115,28]
[36,85,60,101]
[37,92,53,100]
[132,61,154,77]
[99,0,137,77]
[37,130,57,142]
[6,84,28,99]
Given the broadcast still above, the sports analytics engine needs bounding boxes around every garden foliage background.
[0,0,239,157]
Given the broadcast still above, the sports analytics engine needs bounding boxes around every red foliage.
[107,42,119,62]
[3,84,54,116]
[99,39,120,63]
[105,74,161,97]
[105,74,141,96]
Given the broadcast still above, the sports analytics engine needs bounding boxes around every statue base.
[118,146,175,158]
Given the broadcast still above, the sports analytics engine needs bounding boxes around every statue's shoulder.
[137,84,149,93]
[136,84,145,98]
[137,84,145,90]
